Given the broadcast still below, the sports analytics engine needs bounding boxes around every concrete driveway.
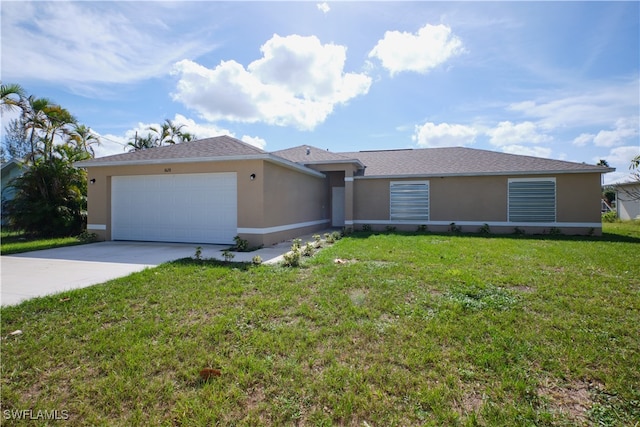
[1,241,289,307]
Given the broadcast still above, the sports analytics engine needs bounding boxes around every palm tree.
[68,124,101,157]
[126,132,156,152]
[0,82,25,112]
[22,96,53,162]
[42,104,76,162]
[147,119,194,147]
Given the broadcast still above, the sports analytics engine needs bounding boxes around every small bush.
[416,224,428,233]
[449,222,461,233]
[325,232,335,244]
[251,255,262,265]
[302,243,314,257]
[233,235,249,251]
[222,249,235,262]
[513,227,526,235]
[601,211,618,223]
[77,231,98,243]
[479,223,491,235]
[282,248,301,267]
[362,224,372,232]
[385,225,397,233]
[548,227,562,236]
[331,231,341,241]
[342,227,353,236]
[194,246,203,260]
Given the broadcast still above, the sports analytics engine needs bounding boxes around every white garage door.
[111,173,237,244]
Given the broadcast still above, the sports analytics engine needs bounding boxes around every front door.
[332,186,345,227]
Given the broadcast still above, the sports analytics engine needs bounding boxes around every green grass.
[1,223,639,426]
[1,230,88,255]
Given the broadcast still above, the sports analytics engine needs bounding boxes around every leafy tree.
[2,84,96,236]
[1,118,29,162]
[3,150,89,236]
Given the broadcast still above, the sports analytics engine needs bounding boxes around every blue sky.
[2,1,638,184]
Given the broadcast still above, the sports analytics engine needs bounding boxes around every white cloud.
[317,2,330,14]
[486,121,552,146]
[240,135,267,150]
[368,23,463,75]
[412,122,477,147]
[601,146,640,185]
[92,114,258,158]
[2,2,212,86]
[500,145,553,159]
[593,117,639,147]
[171,34,371,130]
[573,133,594,147]
[508,79,639,130]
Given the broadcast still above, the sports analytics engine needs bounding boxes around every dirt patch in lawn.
[538,378,598,423]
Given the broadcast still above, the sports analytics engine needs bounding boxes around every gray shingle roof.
[75,135,266,167]
[75,134,612,176]
[338,147,610,177]
[273,145,360,164]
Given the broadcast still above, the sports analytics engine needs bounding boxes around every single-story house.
[74,135,614,246]
[615,182,640,220]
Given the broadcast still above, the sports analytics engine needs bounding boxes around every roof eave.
[354,168,614,180]
[74,153,325,178]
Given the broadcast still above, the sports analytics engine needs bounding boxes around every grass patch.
[1,230,92,255]
[1,223,639,425]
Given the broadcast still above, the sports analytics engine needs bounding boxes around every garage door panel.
[112,173,237,244]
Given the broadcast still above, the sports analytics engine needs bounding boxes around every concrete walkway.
[1,232,325,307]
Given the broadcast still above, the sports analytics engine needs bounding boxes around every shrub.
[77,231,98,243]
[549,227,562,236]
[449,222,461,233]
[233,235,249,251]
[362,224,372,232]
[331,231,342,241]
[194,246,203,261]
[251,255,262,265]
[302,243,314,257]
[479,223,491,235]
[385,225,396,233]
[325,232,335,244]
[601,211,618,223]
[513,227,526,235]
[282,248,301,267]
[222,249,235,262]
[416,224,428,233]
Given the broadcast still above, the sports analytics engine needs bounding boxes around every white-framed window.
[508,178,556,222]
[390,181,429,221]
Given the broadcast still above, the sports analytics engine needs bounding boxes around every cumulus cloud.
[601,145,640,184]
[593,117,639,147]
[486,121,552,146]
[317,2,330,14]
[369,23,463,75]
[240,135,267,150]
[412,122,477,147]
[172,34,371,130]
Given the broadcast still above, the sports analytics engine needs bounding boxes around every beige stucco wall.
[83,159,331,247]
[352,173,603,234]
[84,159,265,242]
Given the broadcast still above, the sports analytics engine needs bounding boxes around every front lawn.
[0,230,89,255]
[1,224,639,426]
